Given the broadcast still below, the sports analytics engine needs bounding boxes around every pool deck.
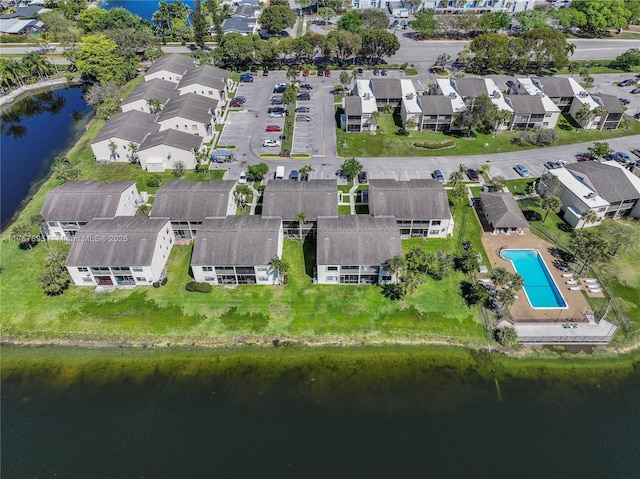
[481,230,593,322]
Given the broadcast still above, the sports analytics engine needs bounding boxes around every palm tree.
[580,209,599,229]
[495,288,516,312]
[487,175,506,192]
[127,142,139,163]
[507,273,524,293]
[298,165,314,180]
[592,106,607,128]
[108,140,118,161]
[386,255,406,282]
[270,257,289,285]
[541,195,561,222]
[574,104,592,131]
[490,267,511,287]
[295,212,307,240]
[21,53,52,82]
[147,98,163,114]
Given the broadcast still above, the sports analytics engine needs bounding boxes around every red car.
[229,101,243,107]
[576,153,590,162]
[324,69,331,77]
[303,70,309,77]
[266,125,282,132]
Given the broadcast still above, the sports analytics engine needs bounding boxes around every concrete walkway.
[0,77,71,107]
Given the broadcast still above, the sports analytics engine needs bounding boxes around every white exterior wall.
[92,138,139,163]
[138,145,198,172]
[150,221,175,280]
[557,186,607,229]
[316,265,340,284]
[46,221,67,240]
[157,115,212,138]
[115,183,140,216]
[121,99,154,114]
[177,83,225,103]
[419,0,532,12]
[145,70,186,84]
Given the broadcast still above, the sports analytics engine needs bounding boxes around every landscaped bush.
[513,128,558,147]
[413,139,455,149]
[146,175,161,188]
[405,68,419,76]
[186,281,213,293]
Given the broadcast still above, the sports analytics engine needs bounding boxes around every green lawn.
[0,238,485,345]
[505,178,536,196]
[336,113,640,158]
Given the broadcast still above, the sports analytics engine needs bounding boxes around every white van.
[275,166,285,180]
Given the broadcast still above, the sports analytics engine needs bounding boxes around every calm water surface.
[100,0,196,20]
[0,86,92,229]
[2,347,639,478]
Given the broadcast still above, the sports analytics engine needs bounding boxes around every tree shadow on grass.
[303,237,316,279]
[220,306,269,333]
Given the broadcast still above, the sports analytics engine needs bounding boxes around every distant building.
[155,93,219,139]
[66,217,174,288]
[144,54,197,83]
[0,18,43,35]
[191,216,284,285]
[137,129,204,172]
[41,181,139,240]
[121,79,178,114]
[316,216,401,285]
[91,110,158,163]
[480,192,529,235]
[176,65,233,102]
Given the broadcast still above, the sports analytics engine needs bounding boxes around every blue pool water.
[500,249,567,309]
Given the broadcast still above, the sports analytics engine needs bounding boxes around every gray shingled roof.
[418,95,454,115]
[505,95,548,114]
[595,94,624,114]
[177,65,229,90]
[66,217,170,267]
[146,54,196,76]
[121,79,178,107]
[91,110,158,145]
[566,162,639,203]
[452,78,488,98]
[370,78,402,99]
[156,93,217,124]
[138,129,203,152]
[344,95,363,115]
[150,180,236,220]
[316,216,402,266]
[41,181,136,221]
[480,192,529,229]
[222,16,256,33]
[533,77,574,98]
[234,4,261,17]
[261,179,338,221]
[368,179,451,220]
[191,216,281,266]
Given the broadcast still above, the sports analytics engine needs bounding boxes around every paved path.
[0,77,71,107]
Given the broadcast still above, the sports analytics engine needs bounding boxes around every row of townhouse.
[91,55,233,172]
[351,0,532,12]
[342,76,623,133]
[538,161,640,229]
[40,178,454,287]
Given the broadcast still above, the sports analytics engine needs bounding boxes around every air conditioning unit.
[448,92,457,99]
[406,93,414,100]
[578,91,589,98]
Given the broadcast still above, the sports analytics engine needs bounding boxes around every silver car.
[296,115,311,122]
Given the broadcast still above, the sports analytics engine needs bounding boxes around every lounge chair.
[584,279,598,284]
[565,280,578,285]
[479,278,492,284]
[568,286,581,291]
[562,273,574,278]
[588,288,602,294]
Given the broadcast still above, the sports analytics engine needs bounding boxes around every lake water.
[100,0,196,20]
[2,346,639,478]
[0,86,92,229]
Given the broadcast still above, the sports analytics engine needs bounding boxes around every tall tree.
[260,5,296,34]
[360,30,400,65]
[360,8,389,30]
[341,157,363,182]
[410,8,437,39]
[270,257,289,284]
[600,220,633,256]
[587,141,612,160]
[74,34,134,85]
[193,0,208,48]
[295,212,307,240]
[580,209,599,229]
[337,10,364,33]
[327,30,361,65]
[570,230,609,274]
[541,196,561,222]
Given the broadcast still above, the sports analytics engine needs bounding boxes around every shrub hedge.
[186,281,213,293]
[413,139,455,149]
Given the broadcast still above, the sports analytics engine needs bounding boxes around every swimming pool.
[500,249,567,309]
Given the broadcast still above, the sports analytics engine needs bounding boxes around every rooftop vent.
[536,91,544,97]
[491,90,501,98]
[578,91,589,98]
[406,93,414,100]
[585,192,596,199]
[448,92,457,99]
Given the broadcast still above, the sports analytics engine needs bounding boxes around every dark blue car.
[433,170,445,183]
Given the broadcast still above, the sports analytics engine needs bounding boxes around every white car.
[238,171,247,184]
[263,139,281,147]
[270,112,285,118]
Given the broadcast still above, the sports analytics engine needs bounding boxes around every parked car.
[240,73,253,83]
[432,169,445,183]
[544,161,561,170]
[358,171,368,184]
[300,84,313,90]
[263,68,269,76]
[302,70,309,77]
[290,170,299,181]
[576,152,590,162]
[295,106,310,113]
[229,100,243,107]
[238,171,248,184]
[380,69,387,76]
[324,69,331,77]
[390,19,399,29]
[631,148,640,158]
[268,106,285,113]
[613,151,631,163]
[296,115,311,122]
[357,68,363,74]
[271,98,283,105]
[619,98,631,105]
[467,168,479,181]
[619,78,635,87]
[631,88,640,94]
[270,112,285,118]
[635,112,640,120]
[297,93,311,100]
[263,139,281,147]
[265,125,282,132]
[318,69,324,77]
[233,96,246,104]
[373,68,380,75]
[514,164,530,177]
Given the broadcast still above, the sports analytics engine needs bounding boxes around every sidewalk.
[0,78,71,107]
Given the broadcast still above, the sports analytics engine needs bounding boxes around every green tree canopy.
[260,5,296,34]
[341,157,363,181]
[337,10,364,33]
[246,163,269,181]
[410,9,437,38]
[360,8,390,30]
[360,30,400,65]
[74,34,136,85]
